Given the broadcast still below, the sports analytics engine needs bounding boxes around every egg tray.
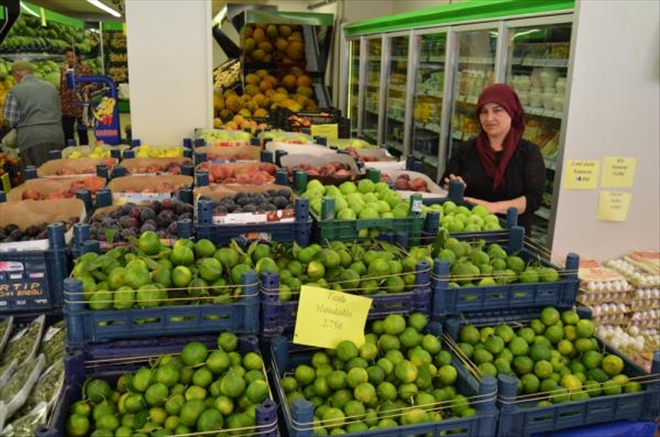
[578,292,633,306]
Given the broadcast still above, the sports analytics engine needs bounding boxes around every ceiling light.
[20,2,40,17]
[86,0,121,18]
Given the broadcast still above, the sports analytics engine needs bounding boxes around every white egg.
[588,282,597,291]
[610,338,621,349]
[629,326,640,336]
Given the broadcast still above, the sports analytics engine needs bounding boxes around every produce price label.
[601,156,636,188]
[310,124,339,140]
[294,285,372,349]
[563,160,599,190]
[596,191,632,222]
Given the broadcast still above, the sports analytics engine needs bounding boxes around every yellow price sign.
[596,191,632,222]
[310,124,339,140]
[563,160,599,190]
[601,156,636,188]
[293,285,372,349]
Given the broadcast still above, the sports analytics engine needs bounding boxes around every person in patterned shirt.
[60,46,93,146]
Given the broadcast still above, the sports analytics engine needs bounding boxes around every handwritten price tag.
[293,286,372,349]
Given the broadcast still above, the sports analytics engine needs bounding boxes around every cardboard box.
[7,176,106,201]
[380,170,447,200]
[195,145,261,162]
[107,175,193,205]
[37,158,117,178]
[195,184,295,225]
[0,198,86,251]
[121,157,192,175]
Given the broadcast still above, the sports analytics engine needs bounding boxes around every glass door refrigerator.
[503,17,573,246]
[362,36,382,145]
[346,38,362,136]
[382,32,410,156]
[410,31,449,178]
[444,25,499,180]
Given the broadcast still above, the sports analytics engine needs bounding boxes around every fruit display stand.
[193,128,254,147]
[55,144,130,160]
[268,319,499,437]
[63,270,259,347]
[0,199,85,314]
[258,131,315,147]
[105,175,194,206]
[41,333,279,437]
[194,144,262,165]
[195,184,312,247]
[430,226,579,320]
[442,307,660,437]
[34,157,117,179]
[112,158,194,177]
[259,242,432,336]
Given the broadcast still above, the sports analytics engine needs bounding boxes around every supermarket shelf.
[428,55,446,63]
[388,113,406,124]
[535,206,551,220]
[388,142,404,154]
[367,82,380,88]
[413,151,440,169]
[414,121,442,134]
[389,84,407,92]
[512,57,569,68]
[417,89,444,98]
[368,56,382,62]
[543,157,557,171]
[455,95,479,105]
[419,61,445,70]
[452,130,476,142]
[458,56,495,65]
[391,56,408,61]
[525,106,563,119]
[0,53,63,60]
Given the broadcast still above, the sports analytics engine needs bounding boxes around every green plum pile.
[425,201,503,232]
[280,313,477,435]
[64,333,271,437]
[302,179,415,233]
[252,240,431,301]
[71,232,255,312]
[433,237,560,288]
[454,307,644,406]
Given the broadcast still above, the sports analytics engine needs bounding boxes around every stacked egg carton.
[605,252,660,331]
[578,266,632,326]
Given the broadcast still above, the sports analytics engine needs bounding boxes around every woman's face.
[479,102,512,141]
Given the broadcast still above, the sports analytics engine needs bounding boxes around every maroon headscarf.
[475,83,525,191]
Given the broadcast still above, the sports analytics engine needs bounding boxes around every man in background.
[60,46,93,146]
[3,60,64,168]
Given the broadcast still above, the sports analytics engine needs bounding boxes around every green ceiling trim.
[103,22,124,31]
[344,0,574,37]
[24,1,84,29]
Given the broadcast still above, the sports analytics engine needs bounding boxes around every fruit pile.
[0,150,22,188]
[197,130,252,145]
[132,146,187,159]
[279,313,477,435]
[64,333,271,436]
[196,162,277,185]
[201,189,294,215]
[21,177,106,200]
[302,180,415,223]
[243,23,306,65]
[433,236,560,288]
[0,218,79,243]
[124,162,186,175]
[453,307,645,406]
[71,234,256,311]
[382,173,429,192]
[345,147,381,162]
[54,158,116,176]
[66,146,114,159]
[285,161,354,179]
[429,201,503,232]
[86,200,193,243]
[204,152,255,162]
[256,240,428,301]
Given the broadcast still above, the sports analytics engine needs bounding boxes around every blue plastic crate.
[260,260,433,337]
[196,198,312,247]
[38,335,279,437]
[268,322,499,437]
[63,270,260,348]
[442,309,660,437]
[0,224,69,315]
[431,227,580,320]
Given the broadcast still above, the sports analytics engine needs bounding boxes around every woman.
[440,83,546,234]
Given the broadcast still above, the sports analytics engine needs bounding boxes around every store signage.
[563,159,599,190]
[596,191,632,222]
[311,124,339,140]
[601,156,636,188]
[293,285,372,349]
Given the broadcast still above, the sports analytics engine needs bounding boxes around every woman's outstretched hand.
[442,174,467,190]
